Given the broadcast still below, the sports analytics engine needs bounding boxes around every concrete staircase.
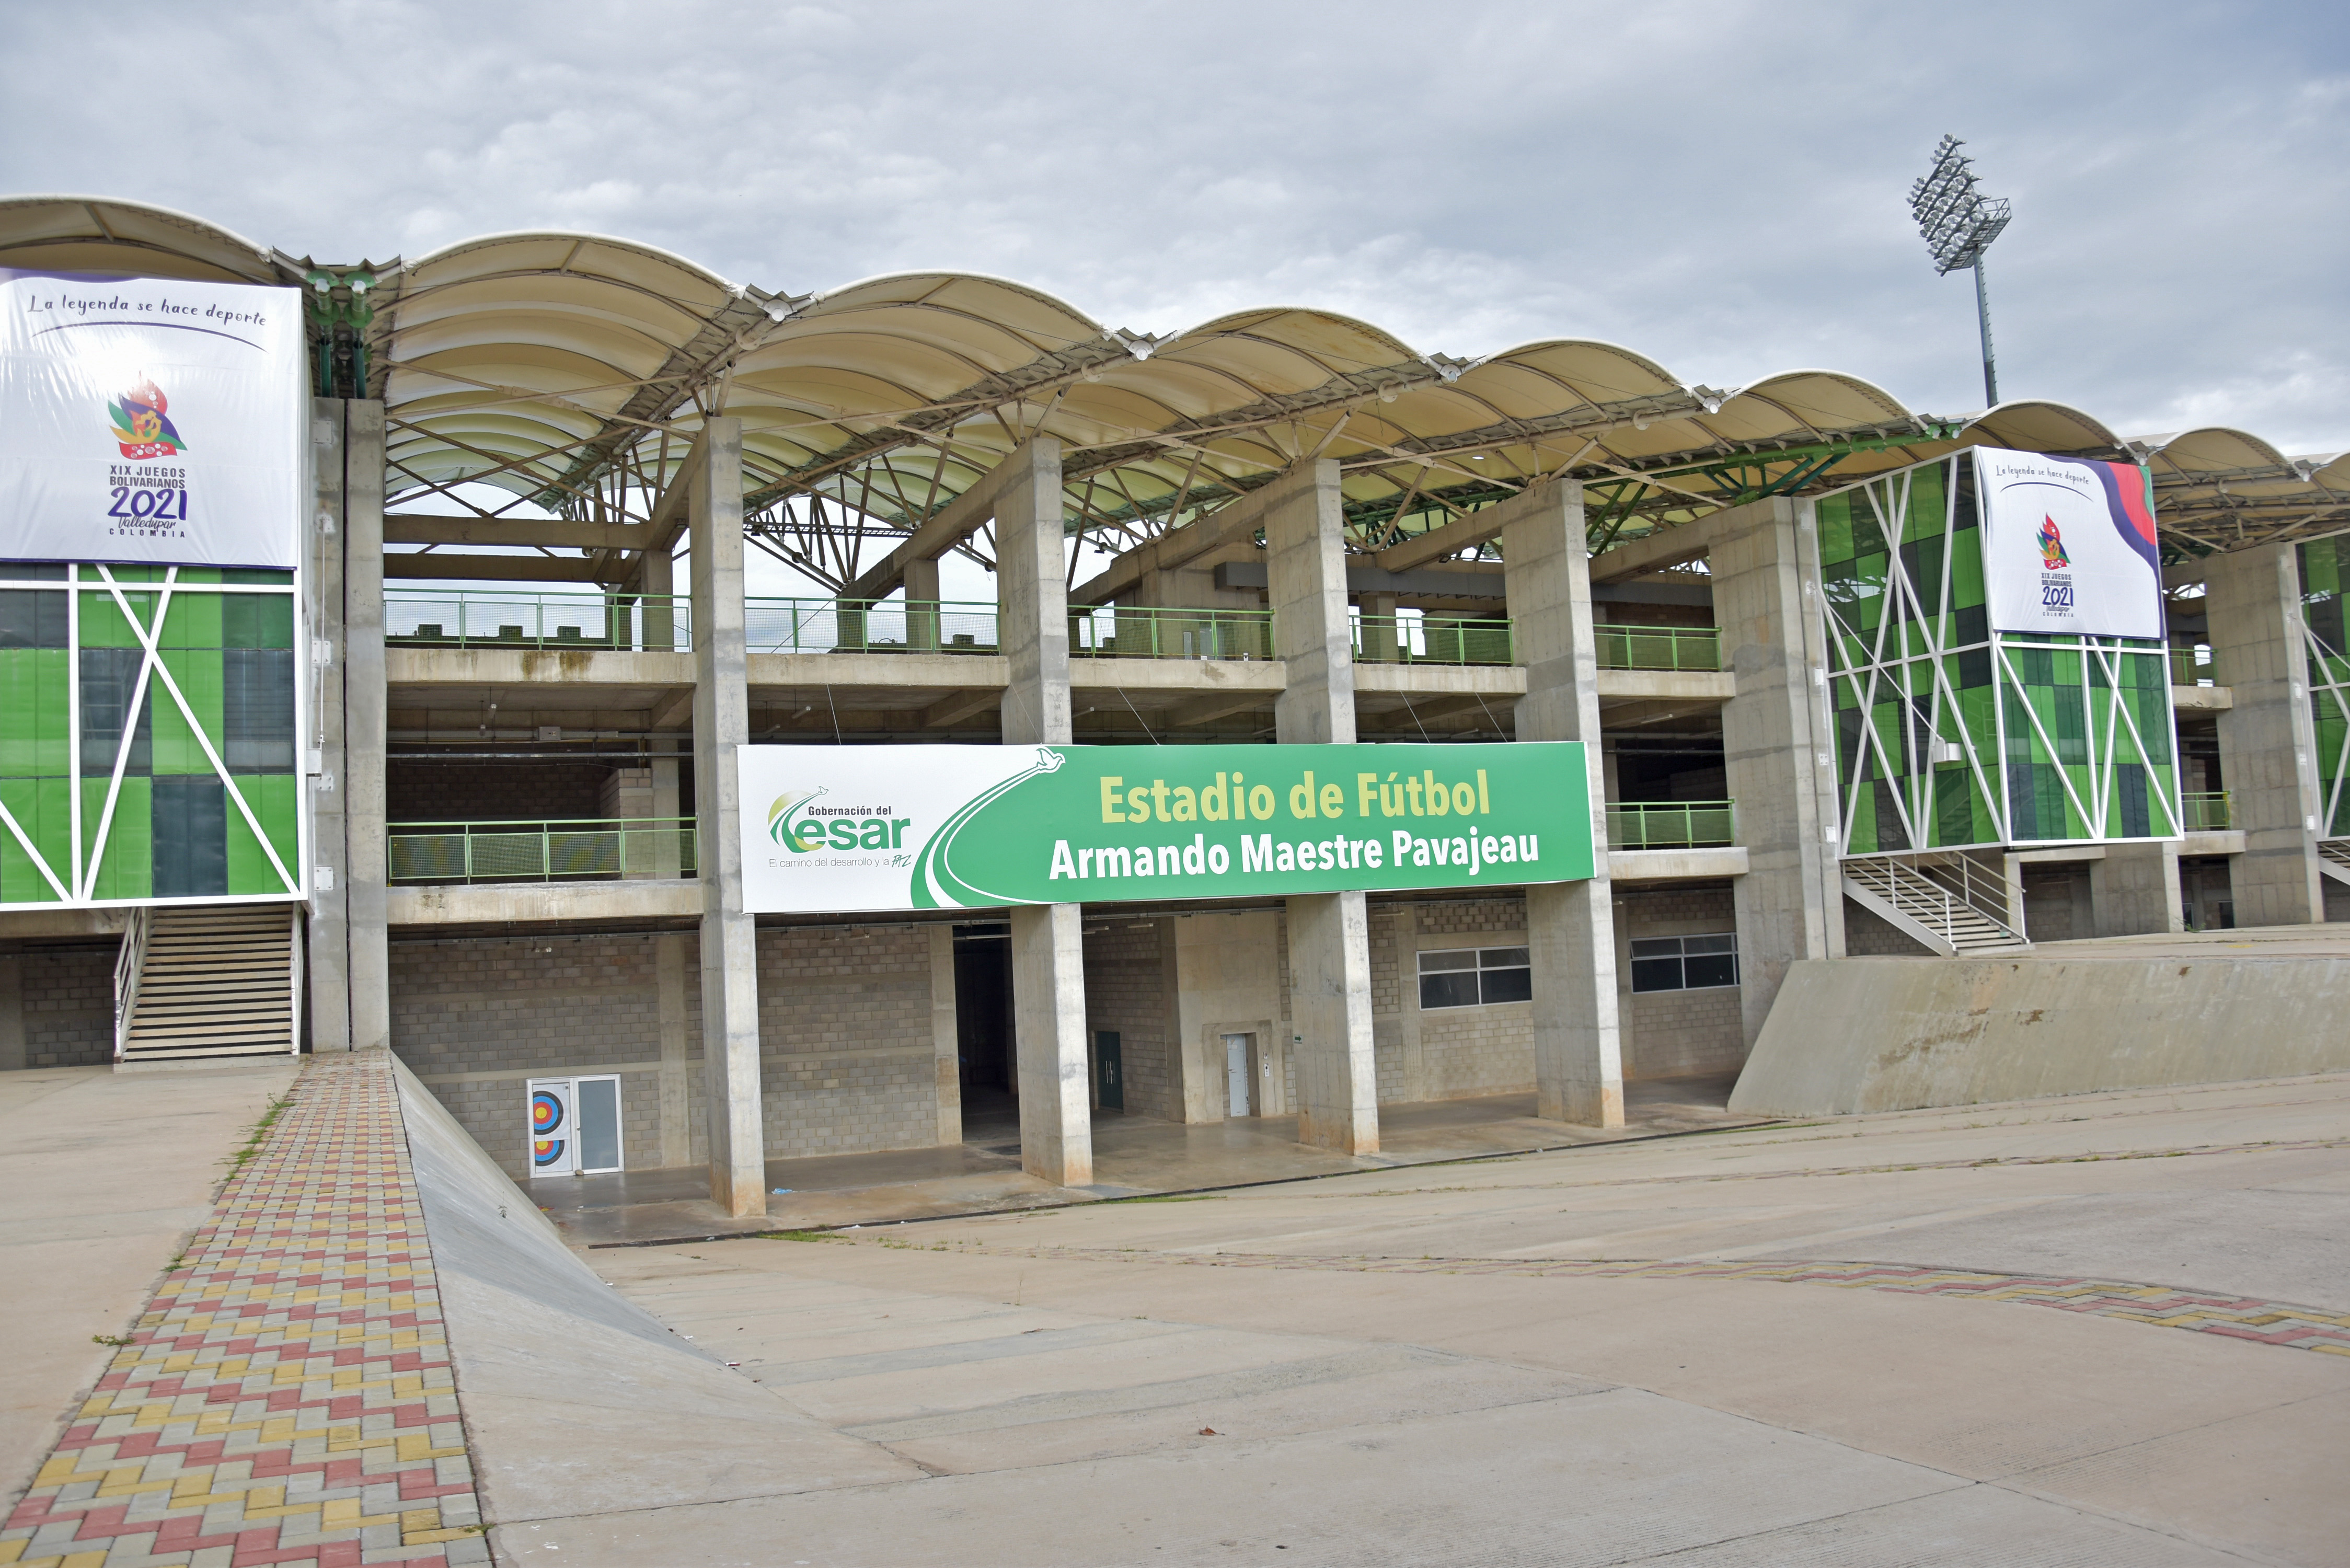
[116,906,302,1063]
[2319,839,2350,887]
[1843,855,2030,958]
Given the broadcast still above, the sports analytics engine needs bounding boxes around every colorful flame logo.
[108,377,187,459]
[2036,515,2070,570]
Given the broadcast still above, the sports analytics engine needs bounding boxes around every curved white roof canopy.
[3,197,2342,585]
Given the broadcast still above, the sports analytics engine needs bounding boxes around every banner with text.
[0,271,306,569]
[1977,445,2162,639]
[736,742,1597,914]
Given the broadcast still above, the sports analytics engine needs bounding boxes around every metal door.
[1096,1031,1123,1112]
[527,1078,576,1177]
[1224,1033,1251,1117]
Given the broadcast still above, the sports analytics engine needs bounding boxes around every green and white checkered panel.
[2303,537,2350,837]
[1816,455,2178,854]
[0,563,299,906]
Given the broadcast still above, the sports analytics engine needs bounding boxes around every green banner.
[737,741,1595,913]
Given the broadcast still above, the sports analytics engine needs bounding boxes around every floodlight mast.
[1909,134,2012,406]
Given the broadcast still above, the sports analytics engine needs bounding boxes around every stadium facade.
[1,197,2343,1214]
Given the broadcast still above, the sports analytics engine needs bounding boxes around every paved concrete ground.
[0,1058,299,1507]
[446,1072,2350,1565]
[533,1075,1760,1242]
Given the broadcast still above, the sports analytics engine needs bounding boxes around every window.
[1629,933,1739,993]
[1418,946,1532,1009]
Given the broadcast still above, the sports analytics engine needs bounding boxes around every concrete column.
[905,556,941,652]
[2091,841,2185,936]
[1265,459,1378,1154]
[638,540,676,651]
[1501,480,1623,1126]
[2207,544,2327,926]
[688,419,766,1217]
[1392,903,1426,1102]
[1712,497,1846,1050]
[306,399,351,1052]
[1612,895,1637,1080]
[928,924,962,1146]
[655,933,692,1167]
[1360,592,1399,664]
[995,438,1092,1185]
[342,400,390,1053]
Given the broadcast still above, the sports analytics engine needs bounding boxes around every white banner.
[1976,445,2162,639]
[0,272,305,569]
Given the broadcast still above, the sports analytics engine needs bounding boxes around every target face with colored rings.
[532,1090,563,1134]
[533,1137,566,1166]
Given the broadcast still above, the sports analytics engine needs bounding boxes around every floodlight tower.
[1909,135,2013,406]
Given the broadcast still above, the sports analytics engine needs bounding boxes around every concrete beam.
[1608,846,1750,881]
[1375,479,1566,575]
[386,648,695,687]
[382,555,603,582]
[923,687,1003,729]
[842,451,1032,604]
[1587,521,1721,584]
[1594,669,1736,704]
[1072,472,1294,607]
[1215,559,1508,601]
[386,879,703,925]
[385,515,652,551]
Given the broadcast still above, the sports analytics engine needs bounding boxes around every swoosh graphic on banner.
[2091,459,2161,575]
[28,320,270,351]
[914,747,1064,908]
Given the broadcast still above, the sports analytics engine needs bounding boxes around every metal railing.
[1352,613,1515,665]
[2169,644,2219,686]
[387,817,698,884]
[1069,604,1274,660]
[746,597,999,654]
[112,906,149,1062]
[1607,800,1736,850]
[386,591,690,652]
[1596,625,1722,672]
[1844,851,2025,950]
[2180,791,2233,831]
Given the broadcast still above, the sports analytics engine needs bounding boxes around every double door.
[528,1076,623,1176]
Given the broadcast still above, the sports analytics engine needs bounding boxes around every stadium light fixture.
[1909,135,2013,406]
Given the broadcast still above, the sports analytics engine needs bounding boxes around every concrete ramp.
[1730,925,2350,1116]
[390,1057,923,1527]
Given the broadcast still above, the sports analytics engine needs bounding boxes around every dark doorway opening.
[953,923,1018,1151]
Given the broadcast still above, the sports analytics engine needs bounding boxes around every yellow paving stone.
[394,1433,466,1462]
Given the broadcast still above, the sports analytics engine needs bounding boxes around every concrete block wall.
[1620,883,1745,1079]
[389,932,672,1179]
[391,921,955,1179]
[755,925,940,1157]
[1412,895,1537,1101]
[1081,922,1176,1121]
[1841,900,1937,956]
[19,947,115,1068]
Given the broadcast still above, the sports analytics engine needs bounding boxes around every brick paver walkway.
[3,1052,487,1568]
[904,1243,2350,1355]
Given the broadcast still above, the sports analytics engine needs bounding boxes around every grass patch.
[755,1229,847,1242]
[91,1334,134,1347]
[224,1092,296,1178]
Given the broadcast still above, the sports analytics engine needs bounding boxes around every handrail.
[112,906,149,1063]
[1606,800,1736,850]
[1068,604,1275,661]
[745,597,999,654]
[2180,791,2232,831]
[1352,613,1515,666]
[2169,644,2219,686]
[387,817,698,884]
[1847,850,2021,946]
[385,590,690,652]
[1596,625,1722,672]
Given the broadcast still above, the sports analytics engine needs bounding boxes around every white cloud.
[3,0,2342,448]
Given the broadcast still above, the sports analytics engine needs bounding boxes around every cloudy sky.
[6,0,2344,452]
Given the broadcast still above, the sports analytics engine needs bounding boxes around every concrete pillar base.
[1286,891,1379,1155]
[1012,901,1092,1186]
[1530,880,1624,1127]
